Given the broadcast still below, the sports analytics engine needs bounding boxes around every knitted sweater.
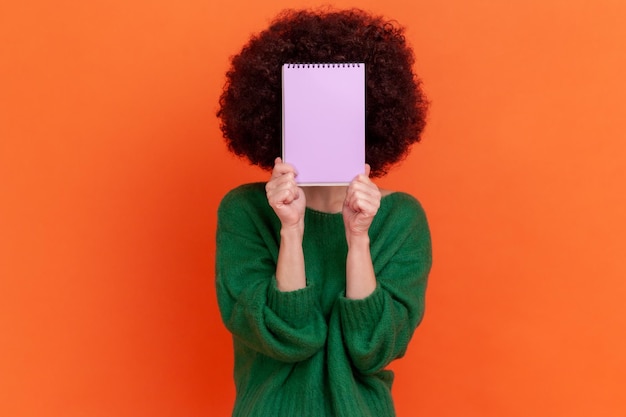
[215,183,432,417]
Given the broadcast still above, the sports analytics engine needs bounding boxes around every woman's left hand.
[342,164,381,243]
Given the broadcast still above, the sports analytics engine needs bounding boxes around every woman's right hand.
[265,157,306,231]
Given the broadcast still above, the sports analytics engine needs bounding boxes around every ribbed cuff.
[267,279,317,327]
[338,285,385,331]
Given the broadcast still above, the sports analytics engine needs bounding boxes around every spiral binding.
[284,63,361,68]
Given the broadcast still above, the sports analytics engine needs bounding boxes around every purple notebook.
[282,63,365,186]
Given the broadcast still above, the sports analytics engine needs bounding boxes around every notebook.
[282,63,365,186]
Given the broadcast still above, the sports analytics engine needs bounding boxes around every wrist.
[346,233,370,250]
[281,223,304,241]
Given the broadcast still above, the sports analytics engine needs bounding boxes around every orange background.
[1,0,625,416]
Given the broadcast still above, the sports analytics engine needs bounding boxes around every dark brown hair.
[217,8,428,177]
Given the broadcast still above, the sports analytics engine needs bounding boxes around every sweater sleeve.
[337,196,432,375]
[215,186,327,363]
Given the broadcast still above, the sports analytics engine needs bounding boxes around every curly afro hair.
[217,8,428,177]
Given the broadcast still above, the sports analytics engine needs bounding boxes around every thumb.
[364,163,371,177]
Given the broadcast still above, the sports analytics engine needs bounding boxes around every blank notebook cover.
[282,63,365,186]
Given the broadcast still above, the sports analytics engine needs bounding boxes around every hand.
[342,164,381,242]
[265,157,306,231]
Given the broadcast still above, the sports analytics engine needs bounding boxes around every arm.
[341,174,432,374]
[215,182,327,363]
[343,164,380,299]
[266,157,307,292]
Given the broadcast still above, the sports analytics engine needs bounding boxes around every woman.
[216,8,432,417]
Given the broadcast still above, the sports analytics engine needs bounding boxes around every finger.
[347,197,379,217]
[269,186,299,206]
[273,156,297,174]
[268,174,298,196]
[267,171,296,189]
[350,177,378,192]
[351,168,377,189]
[268,174,297,197]
[265,172,298,199]
[271,161,298,180]
[346,180,381,203]
[347,181,380,204]
[349,188,381,208]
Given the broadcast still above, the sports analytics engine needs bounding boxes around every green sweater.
[216,183,432,417]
